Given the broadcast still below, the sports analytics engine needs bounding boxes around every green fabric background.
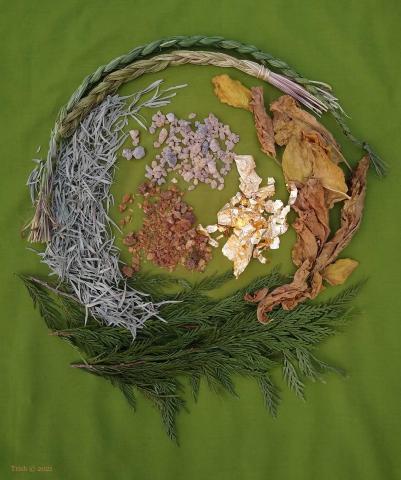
[1,1,401,479]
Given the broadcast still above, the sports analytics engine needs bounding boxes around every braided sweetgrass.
[57,51,335,138]
[27,35,386,244]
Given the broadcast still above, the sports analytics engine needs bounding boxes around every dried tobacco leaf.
[212,74,252,111]
[282,131,348,206]
[282,135,313,184]
[271,95,337,146]
[305,132,348,204]
[250,86,276,158]
[271,95,344,165]
[291,179,330,268]
[322,258,359,286]
[245,260,311,323]
[314,156,369,271]
[246,156,369,323]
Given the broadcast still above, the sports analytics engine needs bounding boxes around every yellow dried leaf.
[304,132,348,204]
[212,74,252,111]
[282,131,348,206]
[282,135,313,184]
[322,258,359,285]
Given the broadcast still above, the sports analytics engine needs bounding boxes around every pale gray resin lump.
[145,111,240,190]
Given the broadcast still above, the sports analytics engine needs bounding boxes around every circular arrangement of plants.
[22,35,385,442]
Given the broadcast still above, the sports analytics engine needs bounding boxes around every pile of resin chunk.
[122,182,212,275]
[145,112,239,190]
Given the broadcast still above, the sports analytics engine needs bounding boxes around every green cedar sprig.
[20,271,362,443]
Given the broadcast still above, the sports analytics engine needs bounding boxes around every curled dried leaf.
[212,74,252,111]
[314,156,369,270]
[250,86,276,158]
[271,95,337,145]
[247,156,369,323]
[245,287,270,303]
[271,95,344,165]
[322,258,359,286]
[245,260,312,323]
[291,179,330,267]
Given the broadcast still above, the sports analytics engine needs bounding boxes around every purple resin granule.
[144,111,240,190]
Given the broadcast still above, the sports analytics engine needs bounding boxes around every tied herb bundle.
[21,269,362,443]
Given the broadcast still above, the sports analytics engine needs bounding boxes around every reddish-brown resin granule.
[122,182,212,275]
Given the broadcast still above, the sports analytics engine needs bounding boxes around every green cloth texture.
[1,1,400,479]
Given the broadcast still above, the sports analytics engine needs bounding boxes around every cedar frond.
[21,271,362,442]
[191,271,234,292]
[282,351,305,400]
[258,375,280,417]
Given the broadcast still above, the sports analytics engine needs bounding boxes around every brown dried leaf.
[322,258,359,286]
[314,156,369,270]
[291,179,330,267]
[245,260,311,323]
[212,74,252,111]
[271,95,336,145]
[245,287,270,303]
[271,95,344,164]
[246,156,369,323]
[250,86,276,158]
